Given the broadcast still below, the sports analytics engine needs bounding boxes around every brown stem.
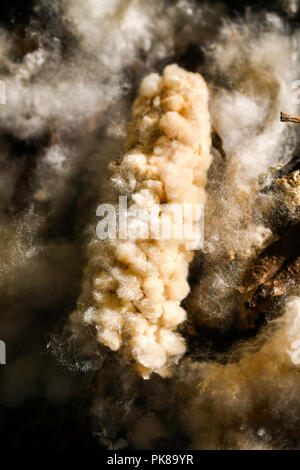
[280,112,300,124]
[211,126,227,159]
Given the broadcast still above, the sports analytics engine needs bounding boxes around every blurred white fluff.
[166,296,300,449]
[190,16,300,323]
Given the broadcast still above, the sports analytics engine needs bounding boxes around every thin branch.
[280,112,300,124]
[211,126,227,159]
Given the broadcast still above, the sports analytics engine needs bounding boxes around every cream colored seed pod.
[70,64,212,378]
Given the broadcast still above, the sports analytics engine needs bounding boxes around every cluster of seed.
[70,64,212,378]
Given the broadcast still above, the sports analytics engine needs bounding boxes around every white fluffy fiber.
[1,0,300,450]
[189,15,300,324]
